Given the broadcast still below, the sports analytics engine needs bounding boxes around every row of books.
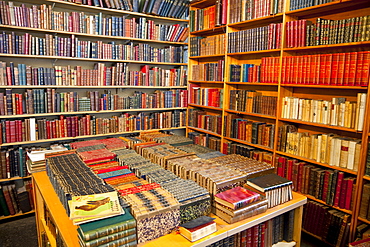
[366,142,370,177]
[0,147,27,179]
[281,52,370,86]
[0,111,186,144]
[1,88,188,115]
[223,141,273,162]
[59,0,190,19]
[290,0,334,11]
[188,132,222,151]
[303,200,350,247]
[359,183,370,221]
[278,124,362,171]
[189,0,227,32]
[276,156,355,210]
[191,60,225,82]
[0,2,189,42]
[228,90,278,116]
[228,23,282,53]
[189,34,225,57]
[229,0,285,24]
[224,116,275,149]
[286,15,370,48]
[0,31,186,63]
[188,109,223,135]
[0,179,33,216]
[281,93,367,131]
[0,62,187,87]
[229,57,280,83]
[189,86,223,108]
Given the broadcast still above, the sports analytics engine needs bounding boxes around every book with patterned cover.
[214,186,261,210]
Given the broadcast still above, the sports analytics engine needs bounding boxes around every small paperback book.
[69,191,122,222]
[179,216,217,242]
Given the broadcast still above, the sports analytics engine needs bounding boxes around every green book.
[78,207,136,241]
[0,186,10,216]
[80,230,136,247]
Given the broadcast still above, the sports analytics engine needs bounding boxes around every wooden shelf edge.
[224,137,274,151]
[188,104,223,111]
[227,14,284,29]
[190,25,226,35]
[227,49,281,55]
[188,80,224,84]
[280,84,368,89]
[189,54,225,59]
[226,82,278,86]
[0,210,35,221]
[301,193,352,215]
[0,85,187,89]
[0,107,188,119]
[283,41,370,51]
[275,151,358,175]
[0,176,32,183]
[279,118,361,133]
[186,126,222,137]
[0,127,186,147]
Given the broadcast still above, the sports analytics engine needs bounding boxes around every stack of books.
[214,186,268,224]
[246,173,293,208]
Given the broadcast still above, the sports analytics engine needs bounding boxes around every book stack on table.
[214,186,268,224]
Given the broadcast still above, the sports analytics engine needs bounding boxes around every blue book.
[97,169,132,179]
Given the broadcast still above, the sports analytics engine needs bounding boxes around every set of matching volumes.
[281,93,367,131]
[0,88,188,115]
[228,90,278,116]
[0,179,33,217]
[229,0,285,24]
[281,52,370,86]
[188,109,223,135]
[189,0,227,31]
[0,2,189,42]
[191,60,225,82]
[223,141,273,161]
[0,147,28,179]
[0,31,186,63]
[0,62,187,87]
[228,23,282,53]
[286,15,370,47]
[276,156,355,210]
[290,0,334,11]
[190,34,225,56]
[188,131,222,151]
[225,116,275,149]
[0,110,186,144]
[278,125,362,172]
[303,200,350,247]
[189,86,223,107]
[214,186,268,224]
[229,57,279,83]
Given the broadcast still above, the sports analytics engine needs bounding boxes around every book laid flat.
[214,186,261,210]
[178,216,217,242]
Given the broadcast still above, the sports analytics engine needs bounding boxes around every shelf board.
[0,54,187,66]
[285,0,369,19]
[279,118,361,133]
[280,84,368,89]
[364,175,370,181]
[228,14,283,29]
[0,127,186,147]
[283,41,370,51]
[303,193,352,215]
[0,24,188,45]
[190,0,217,8]
[186,126,222,137]
[227,49,281,56]
[0,85,187,89]
[225,109,276,119]
[226,82,278,86]
[188,80,224,84]
[224,137,274,151]
[0,210,35,221]
[0,107,187,119]
[190,26,226,36]
[0,176,32,183]
[275,151,358,175]
[32,0,190,22]
[189,54,225,59]
[358,217,370,225]
[188,103,223,111]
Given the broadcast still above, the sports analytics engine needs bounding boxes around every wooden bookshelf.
[187,0,370,244]
[32,171,307,247]
[0,210,35,221]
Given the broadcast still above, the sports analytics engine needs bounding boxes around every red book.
[343,52,352,86]
[287,159,295,181]
[348,52,358,86]
[337,53,346,86]
[214,186,261,210]
[321,170,331,202]
[339,178,347,209]
[297,56,303,84]
[345,177,355,210]
[330,53,340,85]
[94,166,130,174]
[251,225,259,247]
[291,161,300,191]
[297,162,305,193]
[324,54,333,85]
[360,51,370,86]
[333,172,344,207]
[221,0,227,25]
[302,55,308,84]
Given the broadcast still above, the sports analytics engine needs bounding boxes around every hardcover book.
[214,186,261,210]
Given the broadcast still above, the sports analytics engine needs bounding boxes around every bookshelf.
[32,170,307,247]
[0,0,189,219]
[187,0,370,244]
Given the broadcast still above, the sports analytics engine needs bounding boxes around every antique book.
[178,216,217,242]
[214,186,261,210]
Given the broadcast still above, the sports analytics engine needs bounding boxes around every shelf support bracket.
[52,59,58,67]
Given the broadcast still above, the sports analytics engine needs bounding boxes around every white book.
[356,93,367,131]
[347,139,358,170]
[29,118,36,141]
[316,134,322,162]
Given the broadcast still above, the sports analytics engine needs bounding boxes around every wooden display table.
[33,171,307,247]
